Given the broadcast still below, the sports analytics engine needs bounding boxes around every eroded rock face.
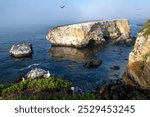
[113,33,134,46]
[47,19,131,48]
[124,19,150,89]
[9,44,33,58]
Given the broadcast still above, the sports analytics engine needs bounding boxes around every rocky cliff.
[47,19,131,48]
[124,19,150,89]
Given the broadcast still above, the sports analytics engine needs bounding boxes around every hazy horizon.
[0,0,150,28]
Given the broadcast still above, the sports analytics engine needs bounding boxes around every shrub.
[1,77,72,96]
[2,93,99,100]
[61,94,99,100]
[140,19,150,36]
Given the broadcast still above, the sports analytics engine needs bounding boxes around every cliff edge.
[47,19,131,48]
[124,19,150,89]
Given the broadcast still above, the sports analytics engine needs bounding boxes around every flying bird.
[60,5,65,9]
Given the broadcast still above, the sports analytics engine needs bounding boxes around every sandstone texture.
[124,19,150,89]
[47,19,131,48]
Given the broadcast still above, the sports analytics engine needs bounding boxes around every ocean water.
[0,21,143,92]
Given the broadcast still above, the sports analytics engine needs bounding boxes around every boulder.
[113,33,134,46]
[47,19,131,48]
[9,43,33,58]
[124,19,150,90]
[23,68,50,80]
[84,59,102,68]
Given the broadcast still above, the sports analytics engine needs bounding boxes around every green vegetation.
[0,77,73,99]
[2,93,99,100]
[2,77,72,96]
[142,53,150,61]
[0,84,6,96]
[0,77,100,100]
[140,19,150,36]
[61,94,99,100]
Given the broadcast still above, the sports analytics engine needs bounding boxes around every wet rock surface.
[98,80,150,100]
[9,43,33,58]
[84,59,102,68]
[110,65,120,70]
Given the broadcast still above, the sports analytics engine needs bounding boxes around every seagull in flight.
[60,5,65,9]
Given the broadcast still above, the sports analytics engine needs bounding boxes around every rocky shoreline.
[98,79,150,100]
[0,19,150,100]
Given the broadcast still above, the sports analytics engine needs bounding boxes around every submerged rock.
[124,19,150,90]
[23,68,50,80]
[9,44,33,58]
[47,19,131,48]
[110,65,120,70]
[84,59,102,68]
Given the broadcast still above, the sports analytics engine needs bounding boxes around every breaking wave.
[20,63,40,71]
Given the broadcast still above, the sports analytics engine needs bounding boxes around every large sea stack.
[47,19,131,48]
[124,19,150,90]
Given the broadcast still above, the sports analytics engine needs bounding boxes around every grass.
[139,19,150,36]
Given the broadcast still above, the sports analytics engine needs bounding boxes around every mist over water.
[0,0,150,28]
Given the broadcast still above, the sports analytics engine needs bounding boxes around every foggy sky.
[0,0,150,27]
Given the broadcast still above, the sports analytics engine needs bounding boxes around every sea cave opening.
[86,39,96,48]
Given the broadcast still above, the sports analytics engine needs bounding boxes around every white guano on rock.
[9,43,33,58]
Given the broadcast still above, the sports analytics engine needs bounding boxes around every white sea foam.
[46,35,49,40]
[20,63,40,71]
